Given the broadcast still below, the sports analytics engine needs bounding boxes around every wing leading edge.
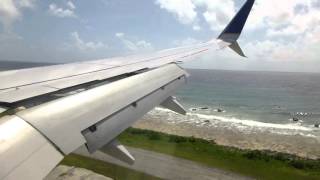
[0,1,255,179]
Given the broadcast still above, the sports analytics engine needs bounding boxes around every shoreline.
[58,127,320,180]
[133,115,320,159]
[119,127,320,179]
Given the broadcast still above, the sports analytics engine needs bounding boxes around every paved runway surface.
[46,165,112,180]
[75,146,253,180]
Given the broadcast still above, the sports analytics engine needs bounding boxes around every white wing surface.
[0,43,211,103]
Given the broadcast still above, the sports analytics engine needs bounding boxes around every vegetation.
[118,128,320,180]
[60,154,161,180]
[60,128,320,179]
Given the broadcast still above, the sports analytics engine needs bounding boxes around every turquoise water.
[146,69,320,138]
[176,69,320,126]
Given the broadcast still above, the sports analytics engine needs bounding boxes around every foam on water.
[191,113,312,131]
[151,107,316,135]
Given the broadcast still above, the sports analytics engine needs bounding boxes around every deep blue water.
[176,69,320,126]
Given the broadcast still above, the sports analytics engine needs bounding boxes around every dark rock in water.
[204,120,210,123]
[272,105,281,110]
[200,107,209,110]
[315,124,320,128]
[292,117,299,122]
[217,109,223,113]
[191,108,197,111]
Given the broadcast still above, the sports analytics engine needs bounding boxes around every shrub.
[187,136,196,143]
[243,150,271,162]
[168,136,187,143]
[149,133,161,140]
[289,160,305,169]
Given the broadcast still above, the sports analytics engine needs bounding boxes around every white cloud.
[67,1,76,10]
[136,40,153,50]
[115,32,153,52]
[244,25,320,62]
[18,0,35,8]
[115,32,124,38]
[70,31,107,51]
[195,0,235,31]
[155,0,320,35]
[155,0,235,31]
[49,1,76,18]
[247,0,299,29]
[173,37,200,46]
[192,25,201,31]
[156,0,320,64]
[0,0,36,33]
[266,26,302,37]
[247,0,320,36]
[156,0,197,25]
[239,0,320,63]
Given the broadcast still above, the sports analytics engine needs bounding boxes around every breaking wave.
[191,113,312,131]
[149,107,317,137]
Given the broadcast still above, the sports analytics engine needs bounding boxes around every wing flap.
[16,64,187,154]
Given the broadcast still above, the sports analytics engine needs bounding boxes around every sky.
[0,0,320,72]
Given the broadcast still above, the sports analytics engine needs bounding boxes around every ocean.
[147,69,320,138]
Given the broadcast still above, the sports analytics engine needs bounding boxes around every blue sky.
[0,0,320,72]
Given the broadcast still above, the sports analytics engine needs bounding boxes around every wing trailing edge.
[217,0,255,57]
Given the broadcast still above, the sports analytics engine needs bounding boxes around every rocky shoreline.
[133,116,320,160]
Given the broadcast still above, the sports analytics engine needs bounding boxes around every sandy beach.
[133,113,320,159]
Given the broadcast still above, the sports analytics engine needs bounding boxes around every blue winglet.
[217,0,255,57]
[218,0,255,42]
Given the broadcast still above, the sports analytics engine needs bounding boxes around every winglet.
[217,0,255,57]
[229,41,246,57]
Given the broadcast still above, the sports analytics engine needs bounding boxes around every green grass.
[60,154,161,180]
[118,128,320,180]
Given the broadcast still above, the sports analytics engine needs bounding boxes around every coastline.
[133,115,320,159]
[57,127,320,180]
[119,127,320,179]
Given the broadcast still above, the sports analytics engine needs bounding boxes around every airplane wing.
[0,1,255,179]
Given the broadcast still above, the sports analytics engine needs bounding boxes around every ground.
[75,146,251,180]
